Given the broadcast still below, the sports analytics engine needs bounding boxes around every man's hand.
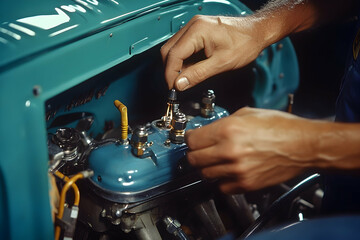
[185,107,322,193]
[161,15,265,91]
[161,0,344,91]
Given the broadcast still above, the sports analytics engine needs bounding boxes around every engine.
[0,1,308,239]
[47,88,259,240]
[47,85,323,240]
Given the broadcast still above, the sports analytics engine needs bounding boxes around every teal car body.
[0,0,298,239]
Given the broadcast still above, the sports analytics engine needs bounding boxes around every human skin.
[186,107,360,193]
[161,0,360,193]
[161,0,358,90]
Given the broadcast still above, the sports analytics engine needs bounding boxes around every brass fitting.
[131,126,148,157]
[169,112,187,144]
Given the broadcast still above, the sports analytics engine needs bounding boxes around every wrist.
[247,0,320,49]
[309,122,360,170]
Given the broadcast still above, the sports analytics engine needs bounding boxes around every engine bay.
[47,80,322,240]
[48,85,236,239]
[0,0,311,239]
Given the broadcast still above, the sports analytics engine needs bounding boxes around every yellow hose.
[54,172,84,240]
[114,100,128,141]
[54,171,80,205]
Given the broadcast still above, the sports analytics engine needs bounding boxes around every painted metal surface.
[0,0,299,239]
[89,106,228,193]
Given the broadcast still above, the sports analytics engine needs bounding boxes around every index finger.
[160,15,203,63]
[165,30,205,86]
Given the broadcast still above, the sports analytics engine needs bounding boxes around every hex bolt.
[169,112,187,144]
[172,112,187,130]
[131,126,148,157]
[164,139,171,147]
[201,89,216,118]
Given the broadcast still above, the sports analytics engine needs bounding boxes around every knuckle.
[219,183,238,195]
[167,47,178,59]
[193,14,202,20]
[192,14,205,23]
[186,152,196,166]
[219,186,230,194]
[233,163,247,175]
[191,66,207,82]
[185,131,195,149]
[237,106,252,114]
[160,45,169,57]
[222,144,240,160]
[239,178,256,191]
[218,122,236,140]
[191,15,210,31]
[201,168,212,179]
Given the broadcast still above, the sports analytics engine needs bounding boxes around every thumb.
[175,57,222,91]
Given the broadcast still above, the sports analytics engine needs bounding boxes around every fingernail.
[176,77,190,91]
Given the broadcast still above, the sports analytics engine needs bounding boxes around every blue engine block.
[88,106,228,201]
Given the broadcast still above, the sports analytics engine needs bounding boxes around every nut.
[202,98,215,105]
[169,130,185,144]
[131,126,148,144]
[132,144,146,157]
[202,90,215,105]
[164,139,171,147]
[171,112,187,130]
[201,108,215,118]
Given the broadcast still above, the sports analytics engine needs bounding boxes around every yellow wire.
[114,100,128,141]
[54,171,80,205]
[54,172,84,240]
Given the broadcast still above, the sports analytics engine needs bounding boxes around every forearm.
[185,107,360,192]
[247,0,359,49]
[311,122,360,170]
